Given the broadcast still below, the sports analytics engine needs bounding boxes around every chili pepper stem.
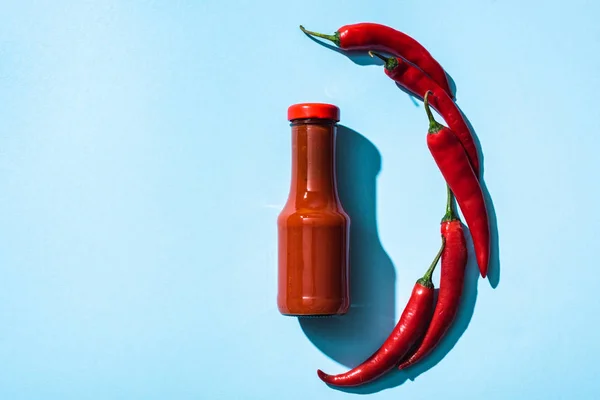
[424,91,444,134]
[417,238,445,288]
[368,51,388,62]
[299,25,340,46]
[368,51,399,71]
[442,185,459,222]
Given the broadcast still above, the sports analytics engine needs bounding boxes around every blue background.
[1,0,599,399]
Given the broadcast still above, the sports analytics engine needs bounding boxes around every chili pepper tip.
[316,369,333,384]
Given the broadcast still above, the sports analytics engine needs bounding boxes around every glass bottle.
[277,103,350,316]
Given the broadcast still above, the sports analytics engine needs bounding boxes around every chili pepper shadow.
[299,126,397,369]
[396,73,458,106]
[300,31,422,107]
[447,73,458,101]
[453,106,501,289]
[330,222,480,395]
[391,85,501,288]
[396,224,480,379]
[300,31,384,66]
[394,83,420,107]
[481,180,500,288]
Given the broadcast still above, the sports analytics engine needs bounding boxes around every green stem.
[417,238,445,288]
[424,91,436,124]
[441,186,459,222]
[424,91,444,134]
[446,185,453,215]
[368,51,389,63]
[368,51,398,71]
[299,25,340,46]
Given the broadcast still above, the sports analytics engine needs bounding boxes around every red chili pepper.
[316,244,442,387]
[422,91,489,278]
[398,187,468,369]
[368,51,480,178]
[299,23,453,99]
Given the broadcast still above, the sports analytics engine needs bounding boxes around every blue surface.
[0,1,599,398]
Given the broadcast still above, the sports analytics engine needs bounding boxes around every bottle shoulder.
[278,206,349,227]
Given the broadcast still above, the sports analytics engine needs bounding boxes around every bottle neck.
[288,119,339,208]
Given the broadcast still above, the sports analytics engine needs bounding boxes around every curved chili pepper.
[368,51,480,178]
[316,243,442,387]
[422,91,489,278]
[299,23,453,99]
[398,187,468,369]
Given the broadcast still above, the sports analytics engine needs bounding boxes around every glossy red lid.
[287,103,340,122]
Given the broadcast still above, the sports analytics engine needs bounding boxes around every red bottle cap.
[288,103,340,122]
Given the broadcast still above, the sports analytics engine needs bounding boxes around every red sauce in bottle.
[277,103,350,316]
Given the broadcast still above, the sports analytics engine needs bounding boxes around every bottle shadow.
[299,126,481,394]
[322,224,480,395]
[299,126,397,369]
[295,30,491,391]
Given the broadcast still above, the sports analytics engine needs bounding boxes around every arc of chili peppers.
[368,51,480,178]
[316,242,443,387]
[422,91,490,278]
[399,186,468,369]
[299,23,454,99]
